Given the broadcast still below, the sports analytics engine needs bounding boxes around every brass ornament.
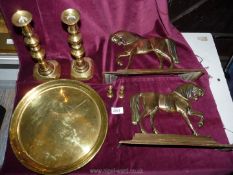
[111,31,179,69]
[119,133,233,150]
[11,10,61,81]
[119,82,233,150]
[119,85,125,99]
[109,31,204,82]
[107,85,114,99]
[10,79,108,174]
[61,9,94,80]
[130,83,204,136]
[103,68,205,83]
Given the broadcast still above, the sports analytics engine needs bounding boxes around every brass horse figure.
[111,31,179,69]
[130,83,204,136]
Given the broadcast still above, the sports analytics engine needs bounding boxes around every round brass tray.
[10,79,108,174]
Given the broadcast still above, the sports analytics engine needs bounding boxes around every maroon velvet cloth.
[1,0,233,174]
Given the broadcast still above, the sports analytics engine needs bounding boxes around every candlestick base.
[71,57,94,80]
[33,60,61,81]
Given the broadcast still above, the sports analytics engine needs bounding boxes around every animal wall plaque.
[111,31,179,69]
[107,31,205,82]
[120,83,233,150]
[130,83,204,136]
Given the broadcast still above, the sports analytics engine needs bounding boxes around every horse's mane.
[174,83,196,99]
[116,31,142,38]
[127,31,142,39]
[113,31,142,45]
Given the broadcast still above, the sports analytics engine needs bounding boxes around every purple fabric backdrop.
[0,0,233,174]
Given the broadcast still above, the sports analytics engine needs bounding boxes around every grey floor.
[0,88,15,170]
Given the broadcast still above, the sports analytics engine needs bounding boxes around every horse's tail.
[165,39,179,64]
[130,94,141,125]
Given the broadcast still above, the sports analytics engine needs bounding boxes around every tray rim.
[9,79,108,174]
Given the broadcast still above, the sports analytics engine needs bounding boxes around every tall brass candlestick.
[61,9,94,80]
[11,10,60,81]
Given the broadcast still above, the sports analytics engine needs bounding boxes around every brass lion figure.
[130,83,204,136]
[111,31,179,69]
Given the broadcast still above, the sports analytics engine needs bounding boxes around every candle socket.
[12,10,60,81]
[61,8,94,80]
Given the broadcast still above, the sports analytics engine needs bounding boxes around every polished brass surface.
[11,10,61,81]
[119,133,233,150]
[130,83,204,136]
[107,85,114,99]
[10,79,108,174]
[103,68,205,84]
[11,10,32,27]
[119,85,125,99]
[71,57,94,80]
[33,60,61,81]
[61,9,94,80]
[111,31,179,69]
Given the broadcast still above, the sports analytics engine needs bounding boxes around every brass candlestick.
[61,9,94,80]
[11,10,60,81]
